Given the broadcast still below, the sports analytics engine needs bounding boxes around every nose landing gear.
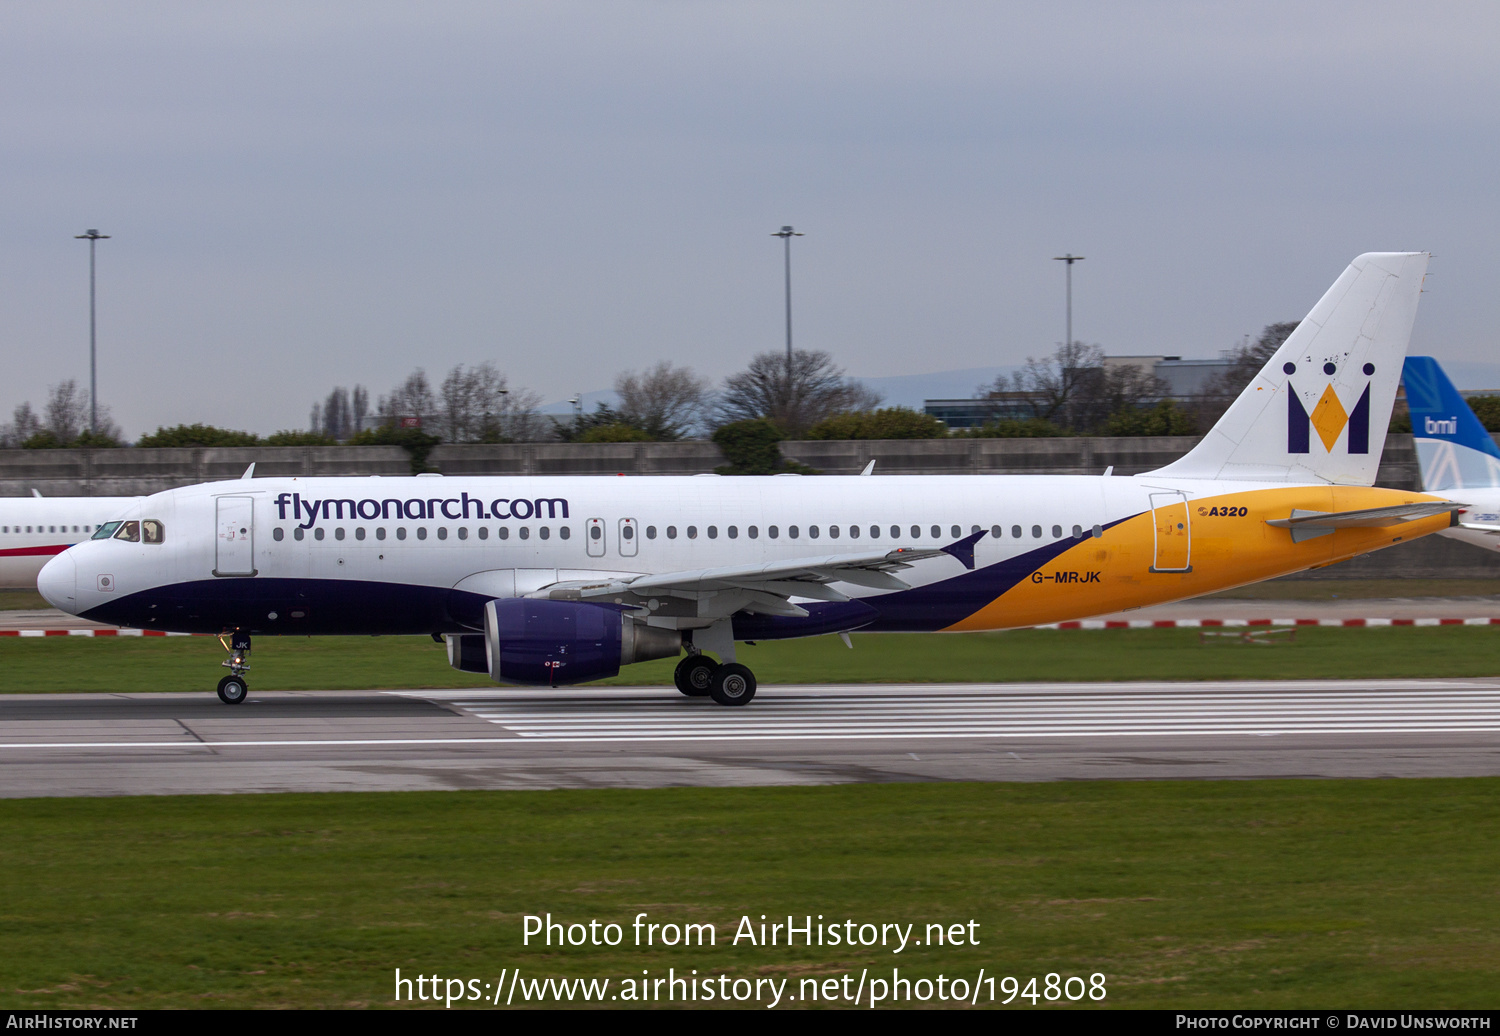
[216,631,251,705]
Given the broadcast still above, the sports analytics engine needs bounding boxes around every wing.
[532,530,987,620]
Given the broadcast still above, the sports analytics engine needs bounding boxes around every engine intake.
[447,599,681,685]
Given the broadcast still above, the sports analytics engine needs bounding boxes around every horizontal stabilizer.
[1266,501,1462,542]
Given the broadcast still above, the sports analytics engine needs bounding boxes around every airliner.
[38,253,1456,707]
[0,493,138,589]
[1402,355,1500,551]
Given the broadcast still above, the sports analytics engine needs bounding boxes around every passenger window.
[559,526,570,540]
[788,526,799,538]
[951,525,961,538]
[315,528,326,541]
[748,526,758,539]
[519,527,530,540]
[667,526,677,539]
[1012,525,1022,539]
[336,528,346,541]
[397,527,407,540]
[707,526,718,539]
[357,528,367,540]
[274,528,285,541]
[971,525,980,535]
[1072,525,1083,538]
[871,526,881,538]
[728,526,738,539]
[622,525,634,540]
[1031,525,1042,538]
[437,528,447,540]
[1052,525,1062,538]
[457,527,468,540]
[1092,524,1103,538]
[930,525,939,538]
[416,527,427,540]
[498,527,508,540]
[827,525,839,539]
[378,527,388,540]
[295,527,305,541]
[891,526,900,538]
[992,525,1002,539]
[590,525,602,540]
[768,526,778,539]
[92,522,121,540]
[647,526,657,539]
[476,527,486,540]
[910,525,919,538]
[809,526,819,539]
[114,521,140,542]
[687,526,698,539]
[848,526,858,538]
[540,527,550,540]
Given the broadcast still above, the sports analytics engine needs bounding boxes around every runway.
[2,680,1500,797]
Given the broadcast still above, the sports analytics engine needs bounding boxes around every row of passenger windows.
[273,525,572,542]
[270,522,1104,544]
[2,525,94,534]
[636,523,1099,541]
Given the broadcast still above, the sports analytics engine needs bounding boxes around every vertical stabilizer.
[1148,252,1428,485]
[1403,356,1500,492]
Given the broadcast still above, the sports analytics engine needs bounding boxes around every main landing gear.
[673,653,757,707]
[216,631,251,705]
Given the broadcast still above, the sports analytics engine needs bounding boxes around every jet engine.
[447,599,682,685]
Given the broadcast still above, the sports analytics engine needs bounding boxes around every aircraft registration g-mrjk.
[39,253,1456,707]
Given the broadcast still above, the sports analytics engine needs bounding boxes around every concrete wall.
[0,433,1429,495]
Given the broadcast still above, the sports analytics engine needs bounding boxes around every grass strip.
[2,626,1500,693]
[0,780,1496,1009]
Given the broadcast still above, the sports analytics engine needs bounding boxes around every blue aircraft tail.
[1402,356,1500,491]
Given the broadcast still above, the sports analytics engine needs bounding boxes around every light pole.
[771,225,803,367]
[1052,253,1084,348]
[75,229,110,435]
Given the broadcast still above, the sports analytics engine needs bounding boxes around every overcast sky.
[3,1,1498,436]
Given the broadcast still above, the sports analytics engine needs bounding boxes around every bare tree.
[979,342,1165,433]
[615,361,710,440]
[320,387,353,441]
[1196,321,1300,425]
[44,380,88,443]
[352,386,369,434]
[717,350,881,436]
[376,370,438,429]
[438,363,545,442]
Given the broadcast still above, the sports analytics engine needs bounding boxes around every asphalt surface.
[2,680,1499,797]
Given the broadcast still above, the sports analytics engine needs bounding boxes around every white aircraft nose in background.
[37,551,76,611]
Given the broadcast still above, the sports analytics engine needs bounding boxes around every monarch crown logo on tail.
[1286,360,1376,455]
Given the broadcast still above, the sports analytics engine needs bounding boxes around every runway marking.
[432,684,1500,742]
[2,683,1500,749]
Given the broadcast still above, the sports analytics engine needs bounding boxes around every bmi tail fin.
[1148,252,1429,485]
[1402,356,1500,491]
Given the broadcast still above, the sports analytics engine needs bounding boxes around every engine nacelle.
[447,599,681,685]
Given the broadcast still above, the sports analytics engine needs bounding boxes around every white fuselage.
[38,473,1448,638]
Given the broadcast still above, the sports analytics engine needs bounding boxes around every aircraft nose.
[37,551,77,613]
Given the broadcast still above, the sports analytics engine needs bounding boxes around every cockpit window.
[142,520,165,544]
[114,520,141,543]
[92,522,122,540]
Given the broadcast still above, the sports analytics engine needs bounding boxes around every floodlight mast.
[1052,253,1084,348]
[75,229,111,435]
[771,225,804,377]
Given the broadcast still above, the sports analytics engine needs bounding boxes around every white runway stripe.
[425,683,1500,743]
